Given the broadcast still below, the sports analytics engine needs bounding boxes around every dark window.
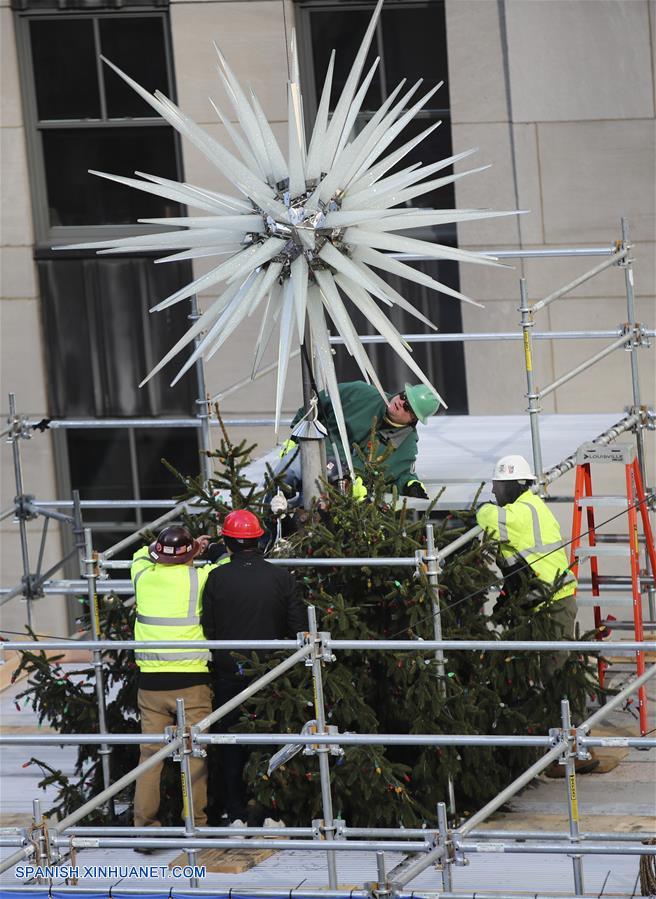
[43,126,179,226]
[299,0,468,412]
[65,427,199,553]
[37,256,197,418]
[309,9,382,110]
[22,12,180,238]
[99,17,169,118]
[31,19,101,119]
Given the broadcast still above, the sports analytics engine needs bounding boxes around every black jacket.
[200,550,308,676]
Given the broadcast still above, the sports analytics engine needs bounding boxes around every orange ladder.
[569,442,656,736]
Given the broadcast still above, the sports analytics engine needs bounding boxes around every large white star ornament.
[66,0,518,475]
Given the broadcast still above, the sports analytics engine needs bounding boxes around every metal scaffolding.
[0,624,655,895]
[1,221,655,896]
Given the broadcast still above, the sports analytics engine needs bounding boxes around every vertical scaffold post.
[561,698,584,894]
[31,799,47,880]
[519,279,544,492]
[83,529,114,814]
[190,295,213,486]
[71,491,85,572]
[299,339,326,509]
[436,801,453,890]
[620,218,655,620]
[307,604,338,888]
[8,393,33,629]
[425,524,456,816]
[175,698,199,887]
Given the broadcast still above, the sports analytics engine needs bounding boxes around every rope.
[640,838,656,896]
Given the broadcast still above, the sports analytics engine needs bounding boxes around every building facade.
[1,0,655,637]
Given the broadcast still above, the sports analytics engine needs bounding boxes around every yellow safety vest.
[476,491,577,602]
[131,546,221,674]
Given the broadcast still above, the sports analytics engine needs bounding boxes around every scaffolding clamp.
[303,629,333,665]
[189,725,206,759]
[451,837,470,867]
[414,547,442,578]
[22,573,44,601]
[620,322,643,350]
[14,494,37,523]
[573,727,593,761]
[548,726,570,766]
[303,723,343,759]
[4,412,33,444]
[312,816,346,841]
[164,725,181,761]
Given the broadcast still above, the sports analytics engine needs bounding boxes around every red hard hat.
[149,525,200,564]
[222,509,264,539]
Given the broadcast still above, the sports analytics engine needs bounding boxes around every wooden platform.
[169,845,280,874]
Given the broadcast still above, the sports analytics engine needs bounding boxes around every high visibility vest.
[476,491,577,602]
[131,546,221,674]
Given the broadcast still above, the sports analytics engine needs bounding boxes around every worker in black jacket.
[201,509,307,828]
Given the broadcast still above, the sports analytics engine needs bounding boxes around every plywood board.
[169,845,279,874]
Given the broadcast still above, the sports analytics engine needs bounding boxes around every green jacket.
[292,381,419,492]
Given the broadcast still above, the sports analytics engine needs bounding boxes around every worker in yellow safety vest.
[131,525,222,848]
[476,455,577,640]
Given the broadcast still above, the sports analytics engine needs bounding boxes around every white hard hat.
[493,454,535,482]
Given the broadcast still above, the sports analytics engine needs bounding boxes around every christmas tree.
[228,439,597,826]
[12,424,598,828]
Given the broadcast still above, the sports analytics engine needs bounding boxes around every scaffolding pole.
[389,663,656,890]
[190,294,213,486]
[621,218,656,622]
[83,528,114,816]
[7,393,34,628]
[307,606,338,887]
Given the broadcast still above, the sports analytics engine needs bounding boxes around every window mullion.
[93,17,108,121]
[375,19,387,102]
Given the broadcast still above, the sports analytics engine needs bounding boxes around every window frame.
[14,6,183,246]
[295,0,452,128]
[294,0,468,413]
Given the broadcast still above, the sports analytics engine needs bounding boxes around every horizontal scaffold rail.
[2,731,654,749]
[2,638,653,654]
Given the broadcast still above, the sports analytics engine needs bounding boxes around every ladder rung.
[576,496,629,507]
[596,533,647,544]
[604,665,643,673]
[576,596,636,606]
[575,545,631,557]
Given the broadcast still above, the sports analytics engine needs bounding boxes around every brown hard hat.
[149,525,200,564]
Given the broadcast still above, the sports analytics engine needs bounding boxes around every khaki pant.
[541,593,577,680]
[134,684,212,827]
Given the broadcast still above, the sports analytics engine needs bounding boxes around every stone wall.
[446,0,655,431]
[0,3,67,638]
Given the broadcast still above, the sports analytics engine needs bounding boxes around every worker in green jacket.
[279,380,440,499]
[476,454,577,642]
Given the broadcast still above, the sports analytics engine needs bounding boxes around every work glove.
[352,476,368,502]
[404,479,428,499]
[279,438,297,459]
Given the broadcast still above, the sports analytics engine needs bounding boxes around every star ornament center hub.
[264,190,340,265]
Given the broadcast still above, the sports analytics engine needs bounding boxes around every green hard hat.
[404,383,440,424]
